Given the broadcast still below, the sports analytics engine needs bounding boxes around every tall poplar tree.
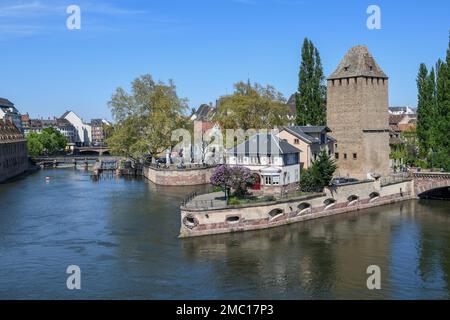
[416,33,450,170]
[295,38,326,126]
[432,36,450,170]
[416,63,430,156]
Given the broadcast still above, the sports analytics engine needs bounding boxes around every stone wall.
[179,179,414,237]
[143,165,216,186]
[327,76,390,180]
[412,172,450,197]
[0,140,28,183]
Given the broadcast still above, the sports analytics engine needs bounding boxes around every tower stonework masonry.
[327,45,390,180]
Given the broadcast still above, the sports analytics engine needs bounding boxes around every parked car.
[330,177,358,185]
[156,157,167,164]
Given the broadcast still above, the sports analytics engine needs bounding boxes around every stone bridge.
[75,146,110,155]
[413,172,450,197]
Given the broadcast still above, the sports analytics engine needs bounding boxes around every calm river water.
[0,168,449,299]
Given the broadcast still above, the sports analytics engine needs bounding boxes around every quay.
[179,172,450,238]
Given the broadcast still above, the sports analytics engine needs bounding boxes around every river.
[0,168,449,299]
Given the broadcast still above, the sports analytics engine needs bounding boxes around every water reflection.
[182,200,450,299]
[0,168,449,299]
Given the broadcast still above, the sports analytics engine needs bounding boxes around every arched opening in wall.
[268,208,283,220]
[226,216,240,224]
[369,192,380,202]
[417,186,450,200]
[102,151,111,156]
[347,195,359,206]
[297,202,312,215]
[183,215,198,229]
[323,198,336,210]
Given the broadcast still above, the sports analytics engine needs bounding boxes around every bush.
[300,150,337,192]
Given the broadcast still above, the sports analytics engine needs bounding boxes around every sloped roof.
[328,45,387,80]
[193,104,216,121]
[296,125,331,133]
[0,119,24,142]
[230,133,301,155]
[0,98,14,108]
[283,126,318,143]
[286,94,297,116]
[389,114,405,125]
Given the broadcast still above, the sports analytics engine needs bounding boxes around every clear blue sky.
[0,0,448,122]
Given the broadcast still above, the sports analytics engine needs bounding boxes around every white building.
[60,111,92,146]
[0,98,22,133]
[388,106,416,115]
[226,133,301,194]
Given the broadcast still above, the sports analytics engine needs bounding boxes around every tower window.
[343,153,347,159]
[335,153,339,159]
[353,153,357,159]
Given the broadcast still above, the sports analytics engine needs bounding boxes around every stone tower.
[326,45,390,180]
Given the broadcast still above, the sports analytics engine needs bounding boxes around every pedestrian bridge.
[75,146,110,155]
[413,172,450,198]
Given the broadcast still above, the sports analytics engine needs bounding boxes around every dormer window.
[344,66,349,71]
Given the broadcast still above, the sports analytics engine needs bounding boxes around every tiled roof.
[230,133,301,155]
[0,119,24,143]
[389,114,405,125]
[328,45,387,80]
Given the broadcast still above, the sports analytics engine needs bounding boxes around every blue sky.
[0,0,448,122]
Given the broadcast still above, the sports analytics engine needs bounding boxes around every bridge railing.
[413,172,450,179]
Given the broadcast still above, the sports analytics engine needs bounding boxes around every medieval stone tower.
[327,45,390,179]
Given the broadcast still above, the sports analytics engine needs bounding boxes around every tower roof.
[328,45,387,80]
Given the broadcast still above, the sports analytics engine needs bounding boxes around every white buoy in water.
[45,176,50,182]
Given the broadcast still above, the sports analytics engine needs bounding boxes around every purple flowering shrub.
[210,165,254,198]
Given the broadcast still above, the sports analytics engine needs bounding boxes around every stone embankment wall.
[179,179,413,238]
[143,165,215,186]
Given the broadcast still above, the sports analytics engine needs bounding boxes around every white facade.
[227,155,300,187]
[226,133,301,191]
[61,111,92,146]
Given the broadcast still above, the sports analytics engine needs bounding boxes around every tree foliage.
[106,74,188,158]
[299,150,337,192]
[214,81,288,130]
[295,38,326,126]
[210,164,254,198]
[26,127,67,157]
[416,34,450,170]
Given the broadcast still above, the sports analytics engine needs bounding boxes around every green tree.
[27,133,44,157]
[416,33,450,170]
[432,38,450,170]
[296,38,326,126]
[299,150,337,192]
[40,127,67,154]
[214,81,288,130]
[106,74,188,159]
[26,128,67,156]
[416,63,432,156]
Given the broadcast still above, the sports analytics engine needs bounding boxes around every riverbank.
[180,179,414,237]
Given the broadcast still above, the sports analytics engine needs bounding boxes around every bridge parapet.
[412,171,450,197]
[413,172,450,179]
